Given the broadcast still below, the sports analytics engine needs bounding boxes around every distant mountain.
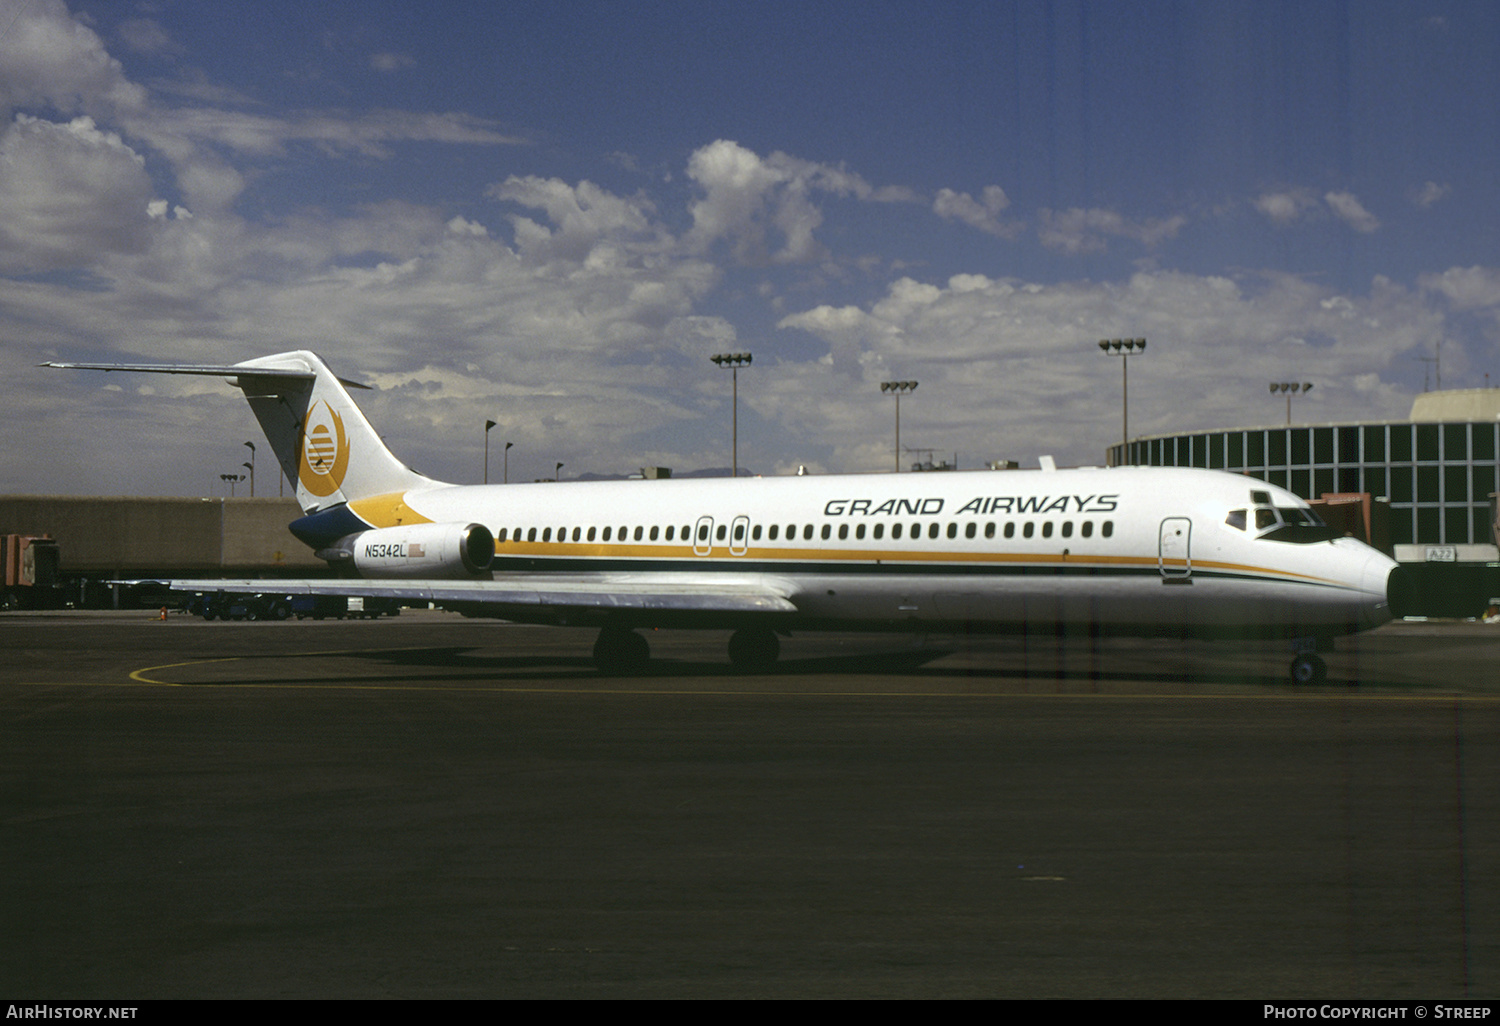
[571,467,755,482]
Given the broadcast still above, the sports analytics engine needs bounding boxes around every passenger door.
[1159,517,1191,579]
[729,515,750,556]
[693,515,714,556]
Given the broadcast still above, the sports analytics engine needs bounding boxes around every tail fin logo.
[298,400,350,497]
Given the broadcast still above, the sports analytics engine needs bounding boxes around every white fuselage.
[343,464,1397,640]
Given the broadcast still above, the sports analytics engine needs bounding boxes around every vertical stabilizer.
[230,352,432,512]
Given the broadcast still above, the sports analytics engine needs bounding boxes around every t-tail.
[46,350,435,513]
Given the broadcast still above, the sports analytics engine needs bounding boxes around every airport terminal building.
[1106,389,1500,566]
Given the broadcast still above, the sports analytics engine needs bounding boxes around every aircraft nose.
[1385,561,1417,620]
[1356,549,1405,627]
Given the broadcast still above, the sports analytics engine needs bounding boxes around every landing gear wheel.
[727,627,780,670]
[1289,653,1327,685]
[594,627,650,674]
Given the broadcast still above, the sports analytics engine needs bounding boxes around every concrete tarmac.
[2,610,1498,998]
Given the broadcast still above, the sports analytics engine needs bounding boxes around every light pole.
[220,473,244,497]
[243,441,256,497]
[710,352,752,478]
[484,420,496,484]
[504,441,513,484]
[1269,382,1314,425]
[555,461,564,482]
[1099,338,1146,465]
[880,381,918,472]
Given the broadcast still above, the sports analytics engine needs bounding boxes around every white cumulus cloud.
[0,115,154,272]
[933,186,1019,238]
[1037,208,1187,255]
[684,139,913,264]
[1325,191,1380,233]
[1253,189,1319,224]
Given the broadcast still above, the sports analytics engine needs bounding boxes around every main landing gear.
[593,627,650,675]
[727,627,780,670]
[591,626,784,674]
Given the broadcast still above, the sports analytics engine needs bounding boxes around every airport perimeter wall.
[0,496,322,575]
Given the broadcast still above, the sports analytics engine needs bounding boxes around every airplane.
[47,350,1408,683]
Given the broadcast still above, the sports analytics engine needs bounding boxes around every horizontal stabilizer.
[42,360,370,389]
[49,350,426,511]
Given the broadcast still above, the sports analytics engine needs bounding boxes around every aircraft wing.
[128,573,800,618]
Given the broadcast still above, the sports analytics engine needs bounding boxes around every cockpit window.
[1277,506,1324,527]
[1225,509,1247,531]
[1253,505,1340,543]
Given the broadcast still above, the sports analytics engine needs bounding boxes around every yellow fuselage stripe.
[493,542,1346,587]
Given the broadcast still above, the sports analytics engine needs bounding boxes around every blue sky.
[3,0,1499,494]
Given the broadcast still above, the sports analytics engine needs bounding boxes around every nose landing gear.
[1289,652,1327,685]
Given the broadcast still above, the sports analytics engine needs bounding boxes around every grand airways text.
[823,494,1120,517]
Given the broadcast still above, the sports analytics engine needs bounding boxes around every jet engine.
[328,522,495,579]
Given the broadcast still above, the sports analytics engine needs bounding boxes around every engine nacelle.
[335,522,494,579]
